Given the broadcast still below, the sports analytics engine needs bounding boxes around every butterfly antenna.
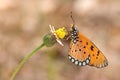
[70,12,75,26]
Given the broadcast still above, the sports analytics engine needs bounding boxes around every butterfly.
[68,25,108,68]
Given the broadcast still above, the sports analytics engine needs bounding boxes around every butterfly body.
[68,25,108,68]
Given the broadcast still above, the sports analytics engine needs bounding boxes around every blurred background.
[0,0,120,80]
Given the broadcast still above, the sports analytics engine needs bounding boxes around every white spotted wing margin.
[68,55,90,66]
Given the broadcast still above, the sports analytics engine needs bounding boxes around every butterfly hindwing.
[69,34,90,66]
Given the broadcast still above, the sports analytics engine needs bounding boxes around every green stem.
[10,43,45,80]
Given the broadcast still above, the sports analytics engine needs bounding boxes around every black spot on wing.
[84,52,86,54]
[79,49,81,51]
[90,45,94,51]
[80,40,82,42]
[97,50,100,56]
[75,50,77,52]
[83,46,86,48]
[96,57,98,59]
[86,42,88,45]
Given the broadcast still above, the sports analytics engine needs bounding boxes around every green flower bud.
[43,34,55,47]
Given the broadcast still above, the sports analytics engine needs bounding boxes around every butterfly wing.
[69,32,108,68]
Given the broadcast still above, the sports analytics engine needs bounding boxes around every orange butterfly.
[68,25,108,68]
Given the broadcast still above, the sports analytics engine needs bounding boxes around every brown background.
[0,0,120,80]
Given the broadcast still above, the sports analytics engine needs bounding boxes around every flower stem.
[10,43,45,80]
